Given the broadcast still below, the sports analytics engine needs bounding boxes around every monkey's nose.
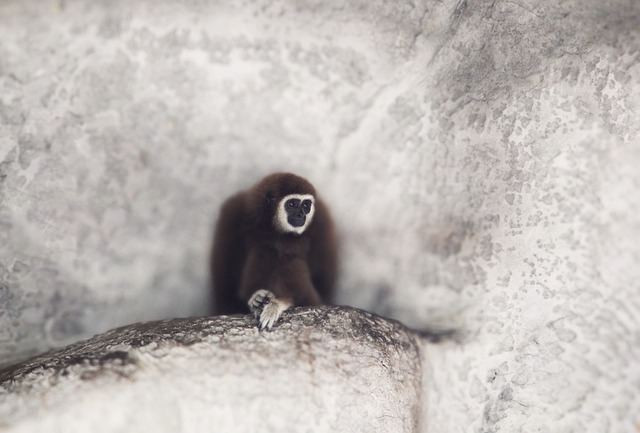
[289,215,306,227]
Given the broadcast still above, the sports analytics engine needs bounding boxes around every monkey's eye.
[286,199,298,208]
[301,200,312,214]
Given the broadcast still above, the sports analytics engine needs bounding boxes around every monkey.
[210,172,337,331]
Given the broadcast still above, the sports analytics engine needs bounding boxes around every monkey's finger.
[261,315,275,332]
[248,289,274,316]
[258,313,271,331]
[259,304,279,331]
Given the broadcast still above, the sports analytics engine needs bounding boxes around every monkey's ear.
[266,191,275,205]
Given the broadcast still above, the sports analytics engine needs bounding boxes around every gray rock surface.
[1,0,639,432]
[0,307,422,433]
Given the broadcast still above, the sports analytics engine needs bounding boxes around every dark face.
[284,198,313,228]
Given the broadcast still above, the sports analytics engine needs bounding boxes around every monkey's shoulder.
[219,191,248,216]
[219,191,266,230]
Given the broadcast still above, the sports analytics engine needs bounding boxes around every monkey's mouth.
[288,216,306,228]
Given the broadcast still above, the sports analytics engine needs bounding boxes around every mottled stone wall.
[1,0,639,432]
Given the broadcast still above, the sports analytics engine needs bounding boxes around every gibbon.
[211,172,337,330]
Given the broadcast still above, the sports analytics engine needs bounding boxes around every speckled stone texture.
[0,307,422,433]
[1,0,639,432]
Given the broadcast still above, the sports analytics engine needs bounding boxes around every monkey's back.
[210,193,249,315]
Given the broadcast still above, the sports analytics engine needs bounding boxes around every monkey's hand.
[248,290,291,331]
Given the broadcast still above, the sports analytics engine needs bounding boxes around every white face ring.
[273,193,315,234]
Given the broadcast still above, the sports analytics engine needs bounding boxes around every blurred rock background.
[1,0,639,431]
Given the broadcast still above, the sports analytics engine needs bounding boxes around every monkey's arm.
[237,245,284,330]
[242,249,321,330]
[275,256,322,305]
[238,245,278,302]
[307,199,338,303]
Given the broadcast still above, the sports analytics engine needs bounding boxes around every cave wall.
[1,0,639,431]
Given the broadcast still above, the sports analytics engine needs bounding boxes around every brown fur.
[211,172,337,315]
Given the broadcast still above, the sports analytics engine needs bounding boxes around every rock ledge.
[0,307,422,433]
